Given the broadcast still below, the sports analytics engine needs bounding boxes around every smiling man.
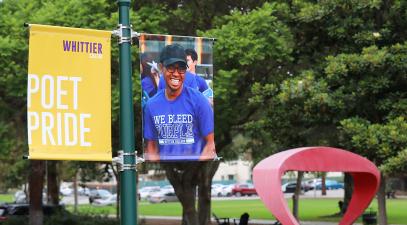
[143,44,216,161]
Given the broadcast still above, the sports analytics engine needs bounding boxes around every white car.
[161,185,175,194]
[148,191,178,204]
[78,187,90,196]
[60,187,73,196]
[211,184,225,197]
[14,191,26,204]
[94,194,117,206]
[14,191,47,204]
[139,186,161,200]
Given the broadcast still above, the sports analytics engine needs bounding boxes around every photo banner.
[139,34,215,162]
[27,24,112,161]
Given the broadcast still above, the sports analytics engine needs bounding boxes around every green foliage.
[340,117,407,166]
[0,0,406,192]
[380,148,407,176]
[230,1,407,172]
[203,3,294,158]
[0,0,171,190]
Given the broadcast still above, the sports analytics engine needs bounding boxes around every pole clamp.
[112,24,140,45]
[112,150,144,171]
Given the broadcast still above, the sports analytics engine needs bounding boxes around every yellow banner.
[27,24,112,161]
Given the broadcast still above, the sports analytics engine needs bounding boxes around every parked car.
[304,178,323,190]
[0,206,7,222]
[222,184,235,197]
[13,191,47,204]
[283,182,311,193]
[160,185,175,194]
[211,184,225,197]
[315,180,344,190]
[148,191,178,203]
[13,191,26,204]
[60,187,73,196]
[88,189,112,204]
[138,186,161,200]
[77,187,90,196]
[94,194,117,206]
[0,203,67,221]
[231,183,257,197]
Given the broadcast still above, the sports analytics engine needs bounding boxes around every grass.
[65,198,407,224]
[66,205,117,215]
[0,194,13,202]
[3,194,405,224]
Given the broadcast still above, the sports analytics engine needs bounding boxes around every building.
[212,159,253,183]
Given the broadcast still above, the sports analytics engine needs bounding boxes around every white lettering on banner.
[57,112,62,145]
[41,75,54,109]
[27,74,39,108]
[28,74,82,110]
[64,113,78,146]
[80,114,91,147]
[27,111,39,144]
[42,112,56,145]
[56,76,68,109]
[70,76,81,110]
[153,114,194,145]
[28,73,91,147]
[28,111,92,147]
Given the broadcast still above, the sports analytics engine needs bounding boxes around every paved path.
[141,215,363,225]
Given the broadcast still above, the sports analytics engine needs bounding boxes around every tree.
[2,1,405,224]
[132,0,268,35]
[323,43,407,224]
[0,1,117,224]
[212,1,407,223]
[204,2,294,159]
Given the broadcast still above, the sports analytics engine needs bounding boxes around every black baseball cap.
[160,44,187,67]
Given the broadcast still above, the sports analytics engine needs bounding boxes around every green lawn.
[0,194,13,202]
[66,198,407,224]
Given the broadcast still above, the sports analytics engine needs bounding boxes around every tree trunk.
[179,184,198,225]
[342,173,353,214]
[73,171,78,213]
[198,161,220,225]
[292,171,304,221]
[29,160,45,225]
[321,173,327,196]
[164,163,199,225]
[377,174,388,225]
[164,162,218,225]
[46,161,59,205]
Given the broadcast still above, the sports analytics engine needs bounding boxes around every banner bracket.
[112,24,140,45]
[113,150,144,171]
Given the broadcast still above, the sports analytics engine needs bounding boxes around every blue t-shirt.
[143,86,214,161]
[158,71,199,91]
[195,74,209,92]
[141,76,158,97]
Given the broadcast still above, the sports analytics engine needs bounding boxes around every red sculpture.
[253,147,380,225]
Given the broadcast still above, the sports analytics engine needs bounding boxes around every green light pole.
[117,0,137,225]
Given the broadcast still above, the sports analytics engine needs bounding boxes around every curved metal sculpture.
[253,147,380,225]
